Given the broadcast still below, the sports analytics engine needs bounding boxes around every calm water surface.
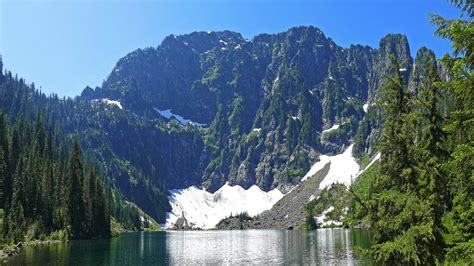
[4,229,372,265]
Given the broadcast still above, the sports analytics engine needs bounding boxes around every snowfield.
[165,144,380,230]
[322,124,340,133]
[301,144,360,189]
[318,144,360,189]
[154,108,207,127]
[165,184,284,229]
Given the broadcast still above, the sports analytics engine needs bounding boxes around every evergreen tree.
[66,138,86,239]
[369,56,444,264]
[0,147,5,204]
[431,1,473,262]
[0,114,8,205]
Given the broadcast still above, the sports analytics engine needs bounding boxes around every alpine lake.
[3,228,373,265]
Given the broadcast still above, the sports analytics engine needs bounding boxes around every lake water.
[4,229,373,265]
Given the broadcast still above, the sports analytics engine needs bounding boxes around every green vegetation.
[303,184,350,229]
[303,2,473,264]
[0,112,110,245]
[0,60,165,246]
[366,2,473,263]
[346,162,380,225]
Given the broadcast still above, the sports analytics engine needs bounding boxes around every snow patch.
[399,68,407,72]
[253,128,261,132]
[302,145,379,189]
[165,184,284,229]
[363,103,369,113]
[322,124,340,133]
[359,153,381,174]
[92,99,123,110]
[291,116,299,121]
[318,145,360,189]
[301,153,330,182]
[154,108,206,127]
[315,206,342,226]
[219,39,228,45]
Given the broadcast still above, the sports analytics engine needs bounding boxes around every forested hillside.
[0,63,161,244]
[302,2,473,263]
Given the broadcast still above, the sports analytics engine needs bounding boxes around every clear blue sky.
[0,0,460,97]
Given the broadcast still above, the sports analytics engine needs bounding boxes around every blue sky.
[0,0,460,97]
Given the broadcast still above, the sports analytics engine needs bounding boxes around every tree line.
[0,112,110,244]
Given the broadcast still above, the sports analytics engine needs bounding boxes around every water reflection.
[4,229,372,265]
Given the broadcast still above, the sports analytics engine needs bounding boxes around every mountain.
[1,26,439,224]
[81,26,436,194]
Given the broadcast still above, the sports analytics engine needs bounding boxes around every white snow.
[358,153,381,175]
[309,90,314,95]
[300,144,360,187]
[165,183,284,229]
[154,108,206,127]
[322,124,340,133]
[301,154,331,182]
[318,145,360,189]
[274,75,280,83]
[234,44,241,50]
[219,39,228,45]
[315,206,342,226]
[363,103,369,113]
[329,76,334,80]
[93,99,123,110]
[291,116,299,121]
[253,128,261,132]
[399,68,407,72]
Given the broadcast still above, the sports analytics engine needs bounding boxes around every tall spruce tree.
[370,56,444,264]
[431,1,473,262]
[66,138,86,239]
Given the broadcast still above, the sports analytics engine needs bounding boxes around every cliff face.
[81,26,436,195]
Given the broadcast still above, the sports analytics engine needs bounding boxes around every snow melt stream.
[165,184,283,229]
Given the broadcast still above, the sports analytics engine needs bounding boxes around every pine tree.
[431,1,473,262]
[369,56,443,264]
[41,159,54,231]
[412,59,446,262]
[0,114,9,205]
[0,147,5,205]
[66,138,86,239]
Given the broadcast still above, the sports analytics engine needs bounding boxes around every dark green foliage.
[430,2,473,262]
[346,162,380,224]
[303,184,350,229]
[0,112,111,243]
[368,56,445,264]
[364,4,473,262]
